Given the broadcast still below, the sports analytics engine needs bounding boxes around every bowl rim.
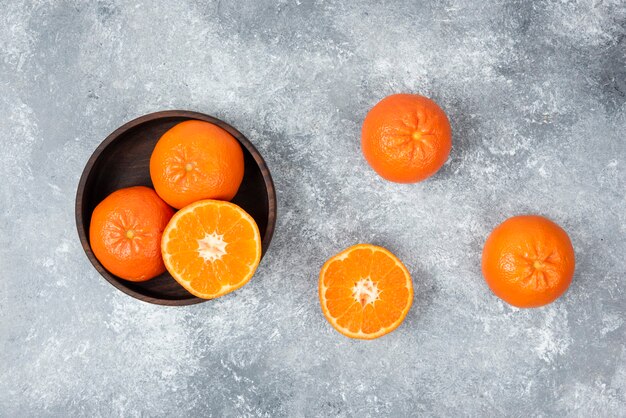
[75,110,277,306]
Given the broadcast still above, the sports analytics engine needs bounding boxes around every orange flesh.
[319,244,413,339]
[161,200,261,299]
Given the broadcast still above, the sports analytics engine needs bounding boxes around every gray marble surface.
[1,0,625,416]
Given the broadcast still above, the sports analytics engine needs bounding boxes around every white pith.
[352,277,380,306]
[197,232,227,262]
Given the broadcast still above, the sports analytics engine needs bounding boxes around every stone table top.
[0,0,624,416]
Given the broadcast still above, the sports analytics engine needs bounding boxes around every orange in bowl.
[482,215,575,308]
[319,244,413,339]
[362,94,452,183]
[89,186,174,281]
[150,120,245,209]
[161,199,262,299]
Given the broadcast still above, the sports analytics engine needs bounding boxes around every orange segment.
[161,200,262,299]
[319,244,414,340]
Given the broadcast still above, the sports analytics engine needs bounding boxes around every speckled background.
[1,0,625,416]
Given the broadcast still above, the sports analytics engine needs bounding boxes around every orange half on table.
[319,244,413,339]
[161,200,262,299]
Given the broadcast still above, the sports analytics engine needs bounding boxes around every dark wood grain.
[75,110,277,306]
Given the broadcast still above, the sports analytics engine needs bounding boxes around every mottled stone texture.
[0,0,625,416]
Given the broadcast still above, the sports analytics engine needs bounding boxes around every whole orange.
[482,215,575,308]
[89,186,174,282]
[150,120,244,209]
[362,94,452,183]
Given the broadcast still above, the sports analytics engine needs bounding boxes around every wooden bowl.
[76,110,277,305]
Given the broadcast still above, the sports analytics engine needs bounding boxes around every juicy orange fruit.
[482,215,575,308]
[150,120,245,209]
[319,244,413,339]
[89,186,174,281]
[362,94,452,183]
[161,200,262,299]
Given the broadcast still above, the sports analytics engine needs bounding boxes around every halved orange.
[161,200,262,299]
[319,244,413,339]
